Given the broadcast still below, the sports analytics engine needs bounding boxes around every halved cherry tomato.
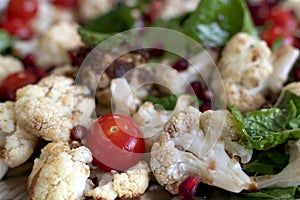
[0,18,33,40]
[87,114,145,172]
[0,71,38,101]
[261,26,296,47]
[52,0,78,8]
[7,0,38,20]
[265,7,297,31]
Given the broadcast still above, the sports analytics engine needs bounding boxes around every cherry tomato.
[7,0,38,20]
[265,7,297,32]
[52,0,78,8]
[87,114,145,172]
[0,18,33,40]
[261,26,296,47]
[0,71,38,101]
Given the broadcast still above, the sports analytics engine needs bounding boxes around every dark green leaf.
[243,148,289,176]
[143,95,178,110]
[184,0,255,47]
[0,30,13,55]
[78,28,111,46]
[231,187,297,199]
[84,6,135,33]
[277,91,300,115]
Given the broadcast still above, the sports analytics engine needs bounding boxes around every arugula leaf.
[84,6,135,33]
[243,147,289,176]
[0,30,13,55]
[184,0,256,47]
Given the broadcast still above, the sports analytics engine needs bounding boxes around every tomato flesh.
[7,0,38,20]
[0,18,33,40]
[87,114,145,172]
[0,71,38,101]
[261,26,296,47]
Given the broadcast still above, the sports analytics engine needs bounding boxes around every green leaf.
[84,6,135,33]
[277,91,300,115]
[272,37,283,51]
[143,95,178,110]
[243,148,289,176]
[78,28,112,46]
[0,30,13,55]
[184,0,255,47]
[231,187,297,199]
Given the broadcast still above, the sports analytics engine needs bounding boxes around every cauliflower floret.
[86,161,150,200]
[132,95,195,152]
[213,33,299,112]
[254,140,300,189]
[150,106,257,194]
[28,142,92,200]
[34,21,83,68]
[0,102,38,168]
[15,75,95,142]
[78,0,114,21]
[158,0,200,20]
[0,55,23,83]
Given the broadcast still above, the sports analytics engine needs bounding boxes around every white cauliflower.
[110,78,141,115]
[213,32,299,113]
[34,21,83,68]
[133,95,196,152]
[78,0,114,21]
[28,142,92,200]
[150,106,257,194]
[254,140,300,189]
[86,161,150,200]
[0,102,37,169]
[15,75,95,142]
[158,0,200,20]
[0,55,23,83]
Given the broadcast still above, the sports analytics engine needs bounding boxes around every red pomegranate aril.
[294,68,300,81]
[52,0,78,8]
[265,7,297,31]
[0,18,33,40]
[199,89,212,102]
[22,54,36,68]
[247,0,269,26]
[200,103,212,112]
[178,176,201,199]
[148,47,165,58]
[189,81,202,96]
[172,58,189,71]
[7,0,38,20]
[71,125,88,141]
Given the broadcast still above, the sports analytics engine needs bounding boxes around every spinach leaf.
[231,187,298,199]
[143,95,178,110]
[243,148,289,176]
[184,0,256,47]
[84,6,135,33]
[0,30,13,55]
[78,28,112,46]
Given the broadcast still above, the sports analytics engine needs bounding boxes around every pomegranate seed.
[148,48,165,58]
[22,54,36,69]
[189,81,202,96]
[178,175,201,199]
[199,89,212,102]
[294,68,300,81]
[172,58,189,71]
[71,125,87,141]
[200,103,212,112]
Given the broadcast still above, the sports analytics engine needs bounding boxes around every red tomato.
[0,71,38,101]
[87,114,145,172]
[52,0,78,8]
[265,7,297,31]
[0,18,33,40]
[261,26,296,47]
[7,0,38,20]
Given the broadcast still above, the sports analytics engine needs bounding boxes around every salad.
[0,0,300,199]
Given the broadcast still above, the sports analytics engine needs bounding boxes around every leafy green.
[184,0,256,47]
[77,28,111,46]
[0,30,13,55]
[143,95,178,110]
[83,6,135,33]
[243,147,289,176]
[231,187,298,200]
